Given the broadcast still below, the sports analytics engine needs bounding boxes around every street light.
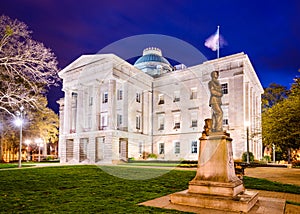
[245,121,250,164]
[15,106,24,168]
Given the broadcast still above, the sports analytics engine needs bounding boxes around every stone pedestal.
[170,132,258,212]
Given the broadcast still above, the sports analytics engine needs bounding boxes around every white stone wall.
[58,53,263,163]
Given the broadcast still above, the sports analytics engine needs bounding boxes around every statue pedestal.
[170,133,258,212]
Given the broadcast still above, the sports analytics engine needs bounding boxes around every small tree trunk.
[287,148,291,164]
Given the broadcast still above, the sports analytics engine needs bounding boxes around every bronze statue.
[208,71,223,132]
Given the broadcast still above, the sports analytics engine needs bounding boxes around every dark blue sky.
[1,0,299,112]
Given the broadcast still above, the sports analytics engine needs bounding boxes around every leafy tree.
[0,15,59,116]
[0,98,58,162]
[262,77,300,162]
[261,83,289,110]
[26,97,59,148]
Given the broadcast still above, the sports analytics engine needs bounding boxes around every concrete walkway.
[244,167,300,214]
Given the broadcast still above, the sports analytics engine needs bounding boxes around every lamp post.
[245,121,250,164]
[15,106,24,168]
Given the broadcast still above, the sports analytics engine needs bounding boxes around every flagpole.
[217,25,220,59]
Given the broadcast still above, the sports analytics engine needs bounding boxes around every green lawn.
[0,163,35,169]
[0,165,299,213]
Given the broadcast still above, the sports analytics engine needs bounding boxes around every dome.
[134,47,173,77]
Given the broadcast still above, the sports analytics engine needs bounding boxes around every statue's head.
[211,71,219,79]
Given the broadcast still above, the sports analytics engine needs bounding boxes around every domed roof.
[134,47,173,77]
[134,53,171,66]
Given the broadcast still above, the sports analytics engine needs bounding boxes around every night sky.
[1,0,299,113]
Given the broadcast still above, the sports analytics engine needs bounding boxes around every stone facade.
[58,51,263,163]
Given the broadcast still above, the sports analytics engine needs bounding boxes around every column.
[142,90,150,134]
[63,90,72,134]
[108,79,116,129]
[76,88,84,133]
[92,84,100,131]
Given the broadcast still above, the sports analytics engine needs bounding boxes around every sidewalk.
[245,167,300,186]
[245,167,300,214]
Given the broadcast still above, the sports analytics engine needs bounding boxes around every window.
[221,83,228,94]
[223,119,229,125]
[117,90,123,100]
[190,87,197,99]
[159,143,165,154]
[174,141,180,154]
[158,94,164,105]
[158,115,164,130]
[173,91,180,102]
[139,142,143,154]
[192,120,197,127]
[191,141,197,154]
[117,114,122,126]
[89,97,93,106]
[136,115,141,130]
[173,114,180,129]
[136,92,141,103]
[102,92,108,103]
[222,105,228,126]
[191,112,198,127]
[100,113,108,130]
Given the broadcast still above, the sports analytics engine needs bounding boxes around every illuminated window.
[191,112,198,127]
[173,114,180,129]
[173,91,180,102]
[158,115,164,130]
[190,87,197,99]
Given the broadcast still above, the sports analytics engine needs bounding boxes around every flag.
[204,26,226,51]
[204,30,219,51]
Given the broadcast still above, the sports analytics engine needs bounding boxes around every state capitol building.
[58,47,263,164]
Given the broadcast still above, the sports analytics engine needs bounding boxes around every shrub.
[263,155,271,163]
[147,153,158,159]
[292,160,300,168]
[242,152,254,162]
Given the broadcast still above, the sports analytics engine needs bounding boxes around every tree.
[0,15,59,116]
[262,78,300,162]
[27,97,59,155]
[0,97,59,162]
[0,15,59,162]
[261,83,289,110]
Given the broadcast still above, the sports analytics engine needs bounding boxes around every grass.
[0,165,299,213]
[0,163,35,169]
[0,165,195,213]
[243,176,300,194]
